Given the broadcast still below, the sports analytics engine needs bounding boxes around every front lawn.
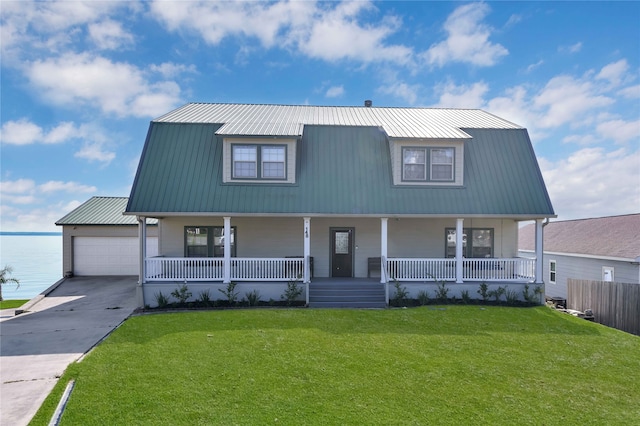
[32,306,639,425]
[0,299,28,309]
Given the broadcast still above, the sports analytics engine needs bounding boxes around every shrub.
[391,279,409,307]
[245,289,261,307]
[488,286,506,303]
[417,289,430,306]
[197,290,212,306]
[477,282,489,302]
[219,282,239,305]
[282,279,303,306]
[154,291,169,308]
[523,284,544,305]
[171,284,192,305]
[505,289,519,305]
[460,289,471,304]
[435,281,449,303]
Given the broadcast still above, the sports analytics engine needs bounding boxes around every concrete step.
[308,281,386,308]
[309,301,387,309]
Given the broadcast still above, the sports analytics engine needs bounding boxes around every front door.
[331,228,354,277]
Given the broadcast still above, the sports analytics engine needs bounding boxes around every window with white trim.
[232,144,286,180]
[602,266,614,282]
[402,147,454,182]
[185,226,236,257]
[549,260,556,284]
[430,148,454,181]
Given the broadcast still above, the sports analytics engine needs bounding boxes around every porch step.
[308,280,386,308]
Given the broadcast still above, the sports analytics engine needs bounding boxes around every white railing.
[145,257,304,282]
[386,258,457,281]
[231,258,303,281]
[145,257,224,282]
[462,258,535,282]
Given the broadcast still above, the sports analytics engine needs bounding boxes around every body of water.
[0,234,63,300]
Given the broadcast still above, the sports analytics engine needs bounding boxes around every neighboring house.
[124,103,555,307]
[56,197,158,276]
[519,214,640,300]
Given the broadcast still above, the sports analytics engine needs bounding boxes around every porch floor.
[309,278,386,308]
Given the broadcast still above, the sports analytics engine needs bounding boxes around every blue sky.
[1,1,638,232]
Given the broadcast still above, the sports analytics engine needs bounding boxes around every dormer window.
[402,147,455,182]
[232,144,286,180]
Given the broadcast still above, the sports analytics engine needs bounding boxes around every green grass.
[0,299,28,309]
[32,306,639,425]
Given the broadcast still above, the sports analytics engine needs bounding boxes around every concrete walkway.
[0,276,138,426]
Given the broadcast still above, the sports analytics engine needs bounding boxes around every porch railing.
[231,258,303,281]
[385,257,535,282]
[462,258,535,282]
[145,256,303,282]
[386,258,457,281]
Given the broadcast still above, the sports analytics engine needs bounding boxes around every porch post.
[304,217,311,306]
[137,216,147,308]
[455,218,464,283]
[223,216,231,284]
[303,217,311,283]
[535,219,544,285]
[380,218,388,284]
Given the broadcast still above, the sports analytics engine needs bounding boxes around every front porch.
[141,256,537,307]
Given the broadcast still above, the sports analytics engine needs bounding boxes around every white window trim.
[602,266,614,282]
[549,260,556,284]
[430,148,454,181]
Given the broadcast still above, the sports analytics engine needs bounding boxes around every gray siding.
[160,217,519,279]
[526,252,640,299]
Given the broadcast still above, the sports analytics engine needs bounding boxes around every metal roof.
[519,214,640,260]
[153,103,522,139]
[126,124,554,218]
[56,196,158,226]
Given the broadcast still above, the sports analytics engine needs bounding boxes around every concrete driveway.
[0,276,138,426]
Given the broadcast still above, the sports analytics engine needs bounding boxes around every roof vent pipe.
[364,100,372,107]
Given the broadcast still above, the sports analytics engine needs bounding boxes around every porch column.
[535,219,544,284]
[223,216,231,284]
[303,217,311,284]
[137,216,147,308]
[455,218,464,283]
[380,218,388,284]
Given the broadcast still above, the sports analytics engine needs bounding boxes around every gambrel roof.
[126,103,554,218]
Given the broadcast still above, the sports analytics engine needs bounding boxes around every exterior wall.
[519,251,640,299]
[158,216,519,278]
[61,225,158,276]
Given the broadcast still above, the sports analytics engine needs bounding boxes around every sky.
[1,1,639,232]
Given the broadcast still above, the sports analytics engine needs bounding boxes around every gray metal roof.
[56,196,158,226]
[126,124,554,218]
[153,103,522,139]
[519,214,640,261]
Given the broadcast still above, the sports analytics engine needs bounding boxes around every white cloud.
[88,19,135,50]
[539,148,640,220]
[377,81,421,105]
[0,200,86,233]
[532,75,614,129]
[596,59,629,87]
[618,84,640,99]
[325,85,345,98]
[0,120,44,145]
[149,62,197,79]
[423,3,508,67]
[150,0,413,65]
[75,142,116,164]
[432,81,489,109]
[38,180,96,194]
[0,178,37,194]
[596,119,640,144]
[525,60,544,73]
[559,42,582,54]
[25,52,183,118]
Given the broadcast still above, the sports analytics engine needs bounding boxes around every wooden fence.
[568,279,640,336]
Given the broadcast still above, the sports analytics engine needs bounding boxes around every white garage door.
[73,237,158,276]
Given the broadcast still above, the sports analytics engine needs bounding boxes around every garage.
[56,197,159,277]
[73,236,158,276]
